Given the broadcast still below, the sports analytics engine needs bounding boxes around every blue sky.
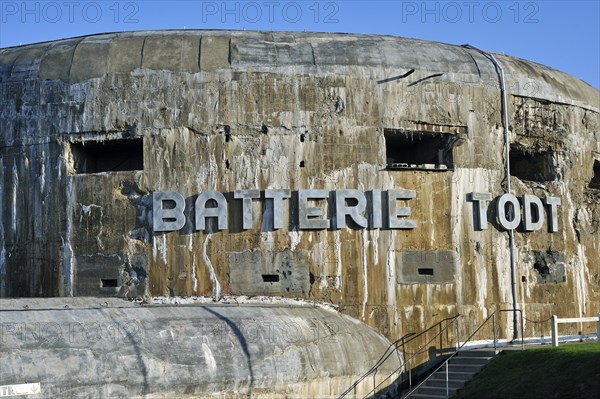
[1,1,599,89]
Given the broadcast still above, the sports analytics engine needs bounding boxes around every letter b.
[153,192,186,232]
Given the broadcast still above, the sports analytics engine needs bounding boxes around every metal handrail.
[336,332,413,399]
[402,315,461,348]
[360,315,462,399]
[403,308,524,398]
[338,314,461,399]
[402,312,497,398]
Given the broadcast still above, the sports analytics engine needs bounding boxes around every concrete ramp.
[0,298,401,398]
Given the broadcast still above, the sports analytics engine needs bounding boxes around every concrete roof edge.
[1,30,597,110]
[0,295,341,312]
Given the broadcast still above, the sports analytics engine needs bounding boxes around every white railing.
[551,314,600,347]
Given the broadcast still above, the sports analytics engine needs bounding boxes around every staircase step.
[409,394,448,399]
[450,356,491,365]
[443,370,478,379]
[403,350,498,398]
[426,378,466,388]
[447,364,485,373]
[416,385,458,396]
[455,350,497,357]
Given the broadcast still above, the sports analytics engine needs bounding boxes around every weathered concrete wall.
[0,297,402,398]
[1,30,599,348]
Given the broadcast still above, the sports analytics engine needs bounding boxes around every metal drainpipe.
[462,45,519,341]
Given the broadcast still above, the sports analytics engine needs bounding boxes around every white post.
[551,315,559,347]
[597,313,600,343]
[445,362,449,398]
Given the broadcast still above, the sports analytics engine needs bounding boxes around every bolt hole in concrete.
[261,274,280,283]
[509,145,557,182]
[70,138,143,174]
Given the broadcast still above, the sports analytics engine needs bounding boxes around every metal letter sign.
[152,188,417,233]
[469,192,561,232]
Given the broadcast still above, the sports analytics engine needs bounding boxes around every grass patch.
[454,343,600,399]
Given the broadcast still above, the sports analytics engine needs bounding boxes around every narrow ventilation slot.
[70,138,143,174]
[262,274,280,283]
[417,268,434,276]
[100,279,119,288]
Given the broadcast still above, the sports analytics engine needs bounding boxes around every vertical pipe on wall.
[462,45,519,340]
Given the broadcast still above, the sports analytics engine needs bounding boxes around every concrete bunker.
[0,298,403,399]
[0,30,599,398]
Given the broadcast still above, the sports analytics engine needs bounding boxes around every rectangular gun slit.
[101,279,119,288]
[261,274,280,283]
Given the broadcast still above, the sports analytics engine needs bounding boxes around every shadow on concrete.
[202,306,255,396]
